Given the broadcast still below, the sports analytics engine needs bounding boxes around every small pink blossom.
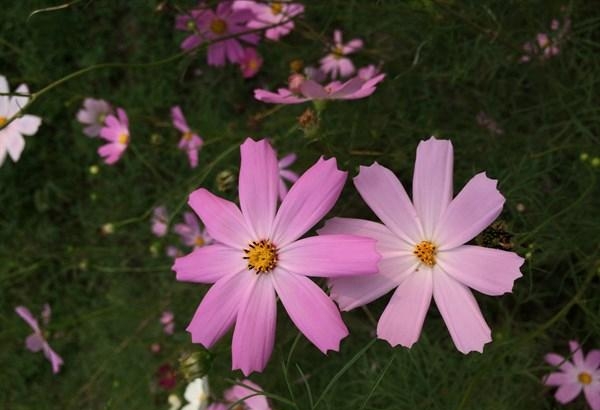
[98,107,129,165]
[544,341,600,410]
[161,311,175,335]
[172,138,380,375]
[277,152,299,200]
[152,206,169,237]
[166,246,183,259]
[171,106,203,168]
[319,30,363,79]
[76,98,112,137]
[233,0,304,41]
[15,304,63,374]
[254,73,385,104]
[239,47,264,78]
[174,211,212,248]
[358,64,381,81]
[224,379,271,410]
[319,137,523,354]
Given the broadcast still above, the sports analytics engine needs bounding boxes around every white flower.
[182,377,210,410]
[168,394,182,410]
[0,75,41,167]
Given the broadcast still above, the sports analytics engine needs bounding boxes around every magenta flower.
[544,341,600,410]
[76,98,112,137]
[161,311,175,335]
[239,47,263,78]
[98,107,129,165]
[319,137,523,353]
[172,138,380,375]
[171,106,203,168]
[319,30,363,79]
[174,211,212,248]
[175,8,204,51]
[15,304,63,374]
[254,73,385,105]
[224,379,271,410]
[277,152,299,200]
[233,0,304,41]
[152,206,169,237]
[194,1,260,66]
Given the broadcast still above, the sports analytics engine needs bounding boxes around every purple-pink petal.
[25,333,45,352]
[569,340,586,368]
[15,306,40,332]
[554,382,582,404]
[544,372,570,386]
[545,352,576,373]
[318,217,401,256]
[174,244,246,284]
[585,350,600,370]
[225,379,270,410]
[42,343,64,374]
[584,386,600,410]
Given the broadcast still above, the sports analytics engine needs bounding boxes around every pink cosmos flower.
[174,211,212,248]
[224,379,270,410]
[98,107,129,165]
[319,30,363,79]
[172,138,380,375]
[207,404,227,410]
[152,206,169,237]
[254,73,385,104]
[544,341,600,410]
[239,47,263,78]
[175,8,204,51]
[319,137,524,353]
[171,106,203,168]
[194,1,260,66]
[0,75,42,167]
[161,311,175,335]
[76,98,112,137]
[15,304,63,374]
[277,152,299,200]
[358,64,380,81]
[233,0,304,41]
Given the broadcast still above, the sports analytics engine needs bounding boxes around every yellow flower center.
[118,133,129,145]
[414,241,437,267]
[578,372,592,385]
[194,235,205,247]
[247,58,259,71]
[0,116,7,127]
[186,20,196,31]
[183,131,193,141]
[97,113,106,124]
[244,239,278,273]
[270,2,283,15]
[210,18,227,35]
[332,45,344,59]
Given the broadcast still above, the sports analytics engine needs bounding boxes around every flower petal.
[583,386,600,410]
[272,270,348,353]
[239,138,279,239]
[436,245,523,296]
[25,333,44,352]
[544,372,570,386]
[329,254,417,311]
[15,306,40,332]
[432,267,491,353]
[585,350,600,370]
[232,274,277,375]
[14,114,41,136]
[554,382,582,404]
[412,137,453,239]
[353,163,422,244]
[186,271,253,347]
[545,353,576,373]
[435,172,504,250]
[6,133,25,162]
[377,270,432,348]
[174,244,246,284]
[42,343,64,374]
[188,188,251,249]
[225,380,270,410]
[299,80,328,99]
[279,234,380,278]
[271,157,346,246]
[569,340,585,368]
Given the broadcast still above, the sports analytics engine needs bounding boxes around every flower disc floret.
[414,241,436,266]
[244,240,278,273]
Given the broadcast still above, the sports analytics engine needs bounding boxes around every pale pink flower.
[358,64,380,81]
[239,47,263,78]
[161,311,175,335]
[0,75,42,167]
[173,138,380,375]
[15,304,63,374]
[152,206,169,237]
[174,211,212,248]
[277,152,299,200]
[194,1,260,66]
[319,30,363,79]
[224,379,270,410]
[254,73,385,104]
[544,341,600,410]
[98,107,129,165]
[319,137,523,354]
[233,0,304,41]
[171,106,203,168]
[76,98,112,137]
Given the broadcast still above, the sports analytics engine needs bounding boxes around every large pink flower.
[233,0,304,41]
[173,138,380,375]
[254,73,385,104]
[319,137,523,354]
[544,341,600,410]
[319,30,363,79]
[194,1,260,66]
[15,304,63,374]
[98,107,129,165]
[171,106,203,168]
